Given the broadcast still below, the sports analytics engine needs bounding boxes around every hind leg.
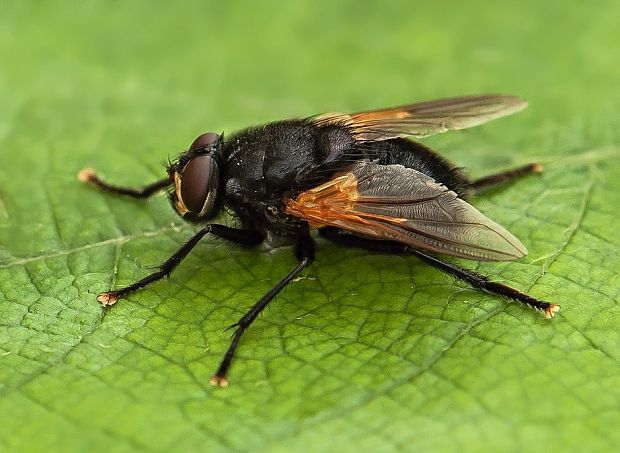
[318,227,559,319]
[469,163,542,193]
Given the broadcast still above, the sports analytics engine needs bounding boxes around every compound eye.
[189,132,220,151]
[179,154,215,213]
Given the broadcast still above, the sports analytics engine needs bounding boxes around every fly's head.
[168,132,224,223]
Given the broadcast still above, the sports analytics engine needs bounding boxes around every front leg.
[78,168,171,198]
[98,224,265,306]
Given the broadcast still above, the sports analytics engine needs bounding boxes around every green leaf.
[1,1,619,451]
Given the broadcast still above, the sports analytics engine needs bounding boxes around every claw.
[531,163,544,173]
[97,291,119,307]
[544,304,560,319]
[78,168,97,184]
[209,374,229,387]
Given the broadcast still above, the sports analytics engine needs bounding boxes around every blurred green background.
[0,1,619,452]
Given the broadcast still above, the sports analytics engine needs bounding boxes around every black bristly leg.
[210,229,315,387]
[97,225,265,306]
[78,167,171,198]
[409,250,559,318]
[319,227,559,319]
[470,162,542,193]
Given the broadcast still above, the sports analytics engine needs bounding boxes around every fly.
[78,94,559,386]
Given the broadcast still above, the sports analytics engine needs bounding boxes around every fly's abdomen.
[374,139,471,197]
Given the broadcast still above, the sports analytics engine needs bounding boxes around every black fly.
[79,94,559,386]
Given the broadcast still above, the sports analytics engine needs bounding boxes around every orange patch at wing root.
[285,172,358,226]
[284,172,409,239]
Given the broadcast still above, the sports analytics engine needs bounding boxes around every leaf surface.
[0,1,619,451]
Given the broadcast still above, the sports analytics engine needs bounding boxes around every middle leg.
[210,228,316,387]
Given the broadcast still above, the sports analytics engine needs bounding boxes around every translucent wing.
[285,161,527,261]
[311,94,527,141]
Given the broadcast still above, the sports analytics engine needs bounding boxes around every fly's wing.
[311,94,527,141]
[285,161,527,261]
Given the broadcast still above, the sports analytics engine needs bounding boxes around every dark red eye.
[180,155,214,213]
[189,132,220,151]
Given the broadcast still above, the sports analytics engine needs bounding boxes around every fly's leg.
[78,168,171,198]
[469,162,542,192]
[210,228,315,387]
[409,249,559,318]
[97,225,265,306]
[319,227,559,318]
